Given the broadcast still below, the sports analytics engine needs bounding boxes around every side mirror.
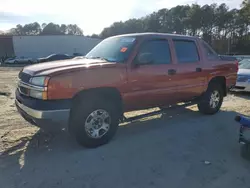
[136,53,153,65]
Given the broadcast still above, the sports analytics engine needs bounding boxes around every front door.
[124,38,180,111]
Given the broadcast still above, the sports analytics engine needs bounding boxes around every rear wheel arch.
[198,79,224,115]
[208,76,227,96]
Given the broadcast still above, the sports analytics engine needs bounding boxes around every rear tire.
[69,96,120,148]
[198,83,223,115]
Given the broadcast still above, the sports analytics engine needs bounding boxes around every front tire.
[69,97,120,148]
[198,83,223,115]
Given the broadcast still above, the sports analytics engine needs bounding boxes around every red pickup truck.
[15,33,238,148]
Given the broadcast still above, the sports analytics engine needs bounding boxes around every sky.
[0,0,242,35]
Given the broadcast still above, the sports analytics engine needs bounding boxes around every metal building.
[0,35,14,58]
[13,35,102,58]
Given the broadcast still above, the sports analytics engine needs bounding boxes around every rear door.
[201,40,237,89]
[125,38,180,111]
[172,39,206,101]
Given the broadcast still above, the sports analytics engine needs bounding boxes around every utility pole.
[227,38,230,55]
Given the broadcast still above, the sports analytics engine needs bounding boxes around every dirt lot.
[1,67,250,188]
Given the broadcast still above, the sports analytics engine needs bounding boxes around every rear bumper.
[234,82,250,92]
[15,89,71,129]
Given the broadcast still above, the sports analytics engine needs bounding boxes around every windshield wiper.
[73,56,86,59]
[89,57,109,61]
[87,56,116,62]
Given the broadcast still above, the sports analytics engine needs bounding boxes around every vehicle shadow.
[1,106,250,188]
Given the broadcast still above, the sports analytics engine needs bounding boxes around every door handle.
[196,68,202,72]
[168,69,176,75]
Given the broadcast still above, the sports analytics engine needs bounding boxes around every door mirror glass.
[137,53,153,65]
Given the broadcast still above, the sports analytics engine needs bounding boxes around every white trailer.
[13,35,101,58]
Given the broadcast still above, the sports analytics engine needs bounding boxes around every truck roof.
[109,32,200,40]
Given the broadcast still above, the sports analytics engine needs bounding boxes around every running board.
[121,101,197,123]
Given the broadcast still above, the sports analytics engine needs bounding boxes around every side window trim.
[173,39,200,64]
[135,38,173,65]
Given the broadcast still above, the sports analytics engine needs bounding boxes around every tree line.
[4,0,250,40]
[6,22,84,36]
[100,1,249,39]
[99,0,250,54]
[2,0,250,53]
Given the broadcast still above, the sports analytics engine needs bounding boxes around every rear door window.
[173,40,199,63]
[202,41,219,60]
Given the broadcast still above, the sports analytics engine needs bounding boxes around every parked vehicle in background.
[4,57,35,64]
[37,54,72,63]
[15,33,238,148]
[219,55,237,61]
[73,53,84,57]
[234,58,250,92]
[234,55,250,64]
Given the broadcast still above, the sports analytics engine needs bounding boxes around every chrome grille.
[19,86,29,96]
[18,72,31,96]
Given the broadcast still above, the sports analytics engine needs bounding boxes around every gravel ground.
[0,67,250,188]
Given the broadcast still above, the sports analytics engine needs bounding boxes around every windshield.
[86,36,136,63]
[239,59,250,69]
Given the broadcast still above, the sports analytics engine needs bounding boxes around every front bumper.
[15,89,71,129]
[15,99,70,121]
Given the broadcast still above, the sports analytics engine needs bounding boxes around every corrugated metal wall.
[13,36,102,58]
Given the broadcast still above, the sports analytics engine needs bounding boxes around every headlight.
[28,76,49,99]
[29,90,47,99]
[29,76,49,86]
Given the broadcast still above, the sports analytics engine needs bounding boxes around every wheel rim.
[84,109,111,139]
[209,90,220,108]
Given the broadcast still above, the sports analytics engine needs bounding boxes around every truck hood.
[22,58,118,76]
[238,69,250,76]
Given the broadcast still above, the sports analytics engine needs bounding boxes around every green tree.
[40,23,62,35]
[10,24,24,35]
[90,34,99,38]
[239,0,250,35]
[66,24,83,35]
[60,24,67,34]
[22,22,41,35]
[5,22,84,36]
[167,6,190,34]
[185,4,203,36]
